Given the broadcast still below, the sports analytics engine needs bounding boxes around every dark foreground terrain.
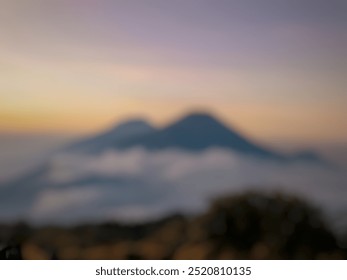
[1,192,346,260]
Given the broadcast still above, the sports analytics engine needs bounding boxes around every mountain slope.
[114,113,282,159]
[0,113,335,225]
[66,119,156,154]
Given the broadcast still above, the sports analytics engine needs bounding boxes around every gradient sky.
[0,0,346,144]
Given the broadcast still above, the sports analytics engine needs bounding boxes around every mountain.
[0,112,332,225]
[117,113,282,158]
[68,112,283,159]
[66,119,156,154]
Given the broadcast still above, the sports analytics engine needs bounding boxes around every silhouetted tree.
[202,191,339,259]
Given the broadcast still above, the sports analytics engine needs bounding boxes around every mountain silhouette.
[0,112,332,225]
[67,119,155,154]
[68,112,282,159]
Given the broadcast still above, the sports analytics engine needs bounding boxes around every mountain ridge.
[0,112,333,225]
[68,112,284,159]
[66,119,156,154]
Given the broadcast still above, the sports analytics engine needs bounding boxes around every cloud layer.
[22,148,347,231]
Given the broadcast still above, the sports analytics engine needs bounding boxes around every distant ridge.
[0,112,332,224]
[66,119,155,154]
[68,112,283,159]
[116,113,282,158]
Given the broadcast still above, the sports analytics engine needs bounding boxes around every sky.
[0,0,346,144]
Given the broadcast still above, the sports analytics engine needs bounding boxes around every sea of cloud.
[23,148,347,231]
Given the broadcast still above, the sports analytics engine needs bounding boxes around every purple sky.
[0,0,346,143]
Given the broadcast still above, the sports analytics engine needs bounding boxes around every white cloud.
[31,187,102,217]
[30,148,347,229]
[46,148,147,183]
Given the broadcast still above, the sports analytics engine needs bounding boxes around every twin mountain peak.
[67,112,323,163]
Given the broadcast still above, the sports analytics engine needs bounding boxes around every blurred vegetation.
[0,191,346,260]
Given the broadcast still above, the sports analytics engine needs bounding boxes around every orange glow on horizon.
[1,98,346,145]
